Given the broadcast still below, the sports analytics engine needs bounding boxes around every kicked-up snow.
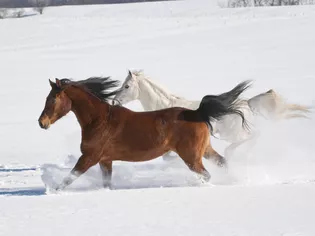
[0,0,315,235]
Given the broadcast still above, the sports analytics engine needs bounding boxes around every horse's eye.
[51,98,56,104]
[125,85,129,89]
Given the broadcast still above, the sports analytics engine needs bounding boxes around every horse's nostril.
[39,120,44,128]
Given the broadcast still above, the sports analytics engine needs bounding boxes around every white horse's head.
[113,70,143,105]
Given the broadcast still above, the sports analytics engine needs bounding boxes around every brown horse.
[38,76,251,191]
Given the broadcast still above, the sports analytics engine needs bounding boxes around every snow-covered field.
[1,0,315,235]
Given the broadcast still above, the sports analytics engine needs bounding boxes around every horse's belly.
[114,148,169,162]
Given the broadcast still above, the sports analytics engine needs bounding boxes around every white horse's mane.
[130,69,184,101]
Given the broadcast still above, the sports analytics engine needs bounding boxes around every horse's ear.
[49,79,57,89]
[128,70,132,76]
[55,78,62,88]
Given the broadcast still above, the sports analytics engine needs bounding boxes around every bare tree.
[34,0,47,14]
[0,8,8,19]
[13,8,24,18]
[224,0,303,6]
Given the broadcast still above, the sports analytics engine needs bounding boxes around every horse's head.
[112,70,141,105]
[38,78,72,129]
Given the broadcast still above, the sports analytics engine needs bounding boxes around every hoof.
[217,158,228,169]
[200,178,210,184]
[45,185,63,194]
[198,171,211,183]
[54,185,64,192]
[103,183,113,190]
[200,181,215,187]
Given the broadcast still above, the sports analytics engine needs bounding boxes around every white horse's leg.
[224,133,259,159]
[224,142,241,159]
[162,151,176,161]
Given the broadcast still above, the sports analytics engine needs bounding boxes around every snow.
[1,0,315,235]
[2,184,315,236]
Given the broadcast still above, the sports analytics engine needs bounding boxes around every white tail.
[248,89,312,120]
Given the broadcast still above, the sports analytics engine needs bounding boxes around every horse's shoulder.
[110,104,136,121]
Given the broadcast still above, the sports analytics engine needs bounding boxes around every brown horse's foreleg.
[56,155,99,191]
[204,144,226,168]
[99,160,112,188]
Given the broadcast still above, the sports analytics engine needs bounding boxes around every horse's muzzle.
[38,115,50,130]
[38,120,49,129]
[112,99,122,106]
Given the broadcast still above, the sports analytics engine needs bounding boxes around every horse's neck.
[65,86,108,128]
[138,78,175,111]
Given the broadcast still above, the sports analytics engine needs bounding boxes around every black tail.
[197,80,252,133]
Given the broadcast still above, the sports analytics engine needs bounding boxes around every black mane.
[61,77,121,103]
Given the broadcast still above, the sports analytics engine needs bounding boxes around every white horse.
[113,70,312,160]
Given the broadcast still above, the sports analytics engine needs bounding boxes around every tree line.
[220,0,314,7]
[0,0,168,8]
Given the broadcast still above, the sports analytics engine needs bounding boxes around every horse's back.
[248,89,286,119]
[112,105,208,141]
[120,105,203,129]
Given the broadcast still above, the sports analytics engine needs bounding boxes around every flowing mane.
[60,77,121,103]
[131,70,184,101]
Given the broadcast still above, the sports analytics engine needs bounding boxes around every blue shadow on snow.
[0,187,46,196]
[0,167,37,173]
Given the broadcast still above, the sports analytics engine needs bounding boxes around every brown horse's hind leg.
[204,144,227,168]
[177,148,210,182]
[184,159,211,182]
[56,154,99,191]
[99,160,112,188]
[176,131,212,182]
